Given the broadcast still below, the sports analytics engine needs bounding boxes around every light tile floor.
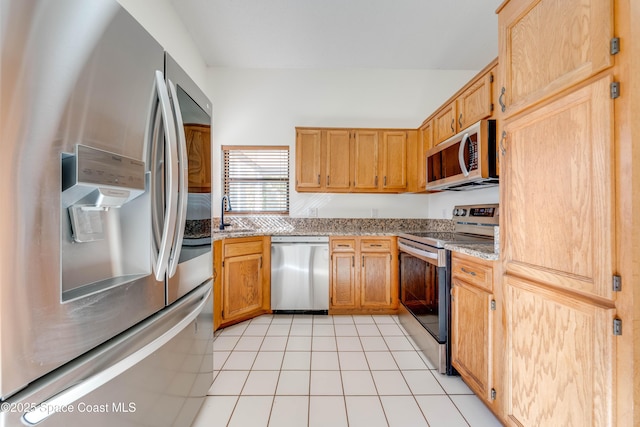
[192,314,503,427]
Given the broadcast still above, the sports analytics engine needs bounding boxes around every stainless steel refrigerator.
[0,1,213,425]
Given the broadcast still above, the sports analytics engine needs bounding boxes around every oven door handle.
[398,242,440,266]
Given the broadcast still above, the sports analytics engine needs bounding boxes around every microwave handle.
[458,132,470,177]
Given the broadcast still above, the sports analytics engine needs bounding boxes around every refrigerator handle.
[166,79,189,278]
[153,70,179,282]
[22,285,212,425]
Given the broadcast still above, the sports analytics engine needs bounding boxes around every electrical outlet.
[308,207,318,217]
[371,208,379,218]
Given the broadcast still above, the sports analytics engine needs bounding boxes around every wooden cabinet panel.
[381,131,407,190]
[360,253,392,307]
[452,256,494,293]
[451,279,492,399]
[502,76,614,300]
[353,130,379,190]
[504,275,615,426]
[433,102,457,144]
[326,130,351,190]
[330,236,397,313]
[223,253,263,319]
[295,129,322,189]
[214,236,271,330]
[457,69,494,130]
[417,120,433,190]
[498,0,613,116]
[331,252,357,309]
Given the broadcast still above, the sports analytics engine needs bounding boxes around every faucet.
[220,194,232,230]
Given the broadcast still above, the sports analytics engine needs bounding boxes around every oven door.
[398,241,448,344]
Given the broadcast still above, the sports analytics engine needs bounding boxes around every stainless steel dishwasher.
[271,235,329,313]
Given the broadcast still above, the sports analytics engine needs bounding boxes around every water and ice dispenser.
[61,145,151,301]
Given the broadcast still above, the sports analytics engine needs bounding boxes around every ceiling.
[170,0,501,70]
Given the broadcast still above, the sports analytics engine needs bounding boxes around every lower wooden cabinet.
[329,236,398,313]
[450,252,502,419]
[213,236,271,330]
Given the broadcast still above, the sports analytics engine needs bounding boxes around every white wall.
[116,0,208,92]
[208,67,498,218]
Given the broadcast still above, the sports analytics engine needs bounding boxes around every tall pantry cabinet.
[497,0,639,425]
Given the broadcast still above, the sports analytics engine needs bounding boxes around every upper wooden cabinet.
[497,0,613,117]
[325,130,351,190]
[295,128,413,193]
[433,102,458,144]
[457,69,495,130]
[295,129,322,189]
[380,131,407,190]
[416,120,434,190]
[431,60,497,146]
[353,130,379,190]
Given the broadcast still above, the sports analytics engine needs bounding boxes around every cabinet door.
[296,129,322,190]
[222,253,263,321]
[504,275,615,426]
[433,103,457,144]
[456,70,494,130]
[381,131,407,191]
[331,252,357,309]
[360,253,392,308]
[502,76,614,300]
[451,279,492,399]
[417,121,433,189]
[353,130,379,190]
[498,0,613,116]
[325,129,351,190]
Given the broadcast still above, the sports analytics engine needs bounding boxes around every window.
[222,146,289,214]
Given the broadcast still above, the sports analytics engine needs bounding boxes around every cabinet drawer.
[452,256,493,292]
[331,238,356,252]
[224,239,264,258]
[360,239,391,251]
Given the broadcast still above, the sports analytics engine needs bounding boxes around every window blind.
[222,146,289,214]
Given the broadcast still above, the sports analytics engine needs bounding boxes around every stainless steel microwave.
[426,120,498,191]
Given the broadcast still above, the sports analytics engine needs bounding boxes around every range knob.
[453,208,467,217]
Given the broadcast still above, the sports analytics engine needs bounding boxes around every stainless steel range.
[397,204,499,374]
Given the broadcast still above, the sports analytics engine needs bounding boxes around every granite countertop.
[444,242,499,261]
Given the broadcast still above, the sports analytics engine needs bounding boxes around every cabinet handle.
[370,244,382,247]
[317,174,320,185]
[362,255,364,268]
[499,131,507,156]
[327,175,330,185]
[499,87,506,112]
[384,176,387,186]
[458,113,463,129]
[461,267,476,276]
[375,176,378,186]
[259,256,263,269]
[352,256,354,267]
[450,118,455,132]
[337,244,350,248]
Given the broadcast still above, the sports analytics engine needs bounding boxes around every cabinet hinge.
[490,103,494,112]
[613,275,622,292]
[489,73,494,83]
[613,318,622,336]
[490,300,496,311]
[491,389,497,400]
[222,261,225,268]
[610,37,620,55]
[610,82,620,99]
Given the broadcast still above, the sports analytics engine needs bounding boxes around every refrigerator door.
[165,54,213,305]
[0,1,166,399]
[1,282,213,427]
